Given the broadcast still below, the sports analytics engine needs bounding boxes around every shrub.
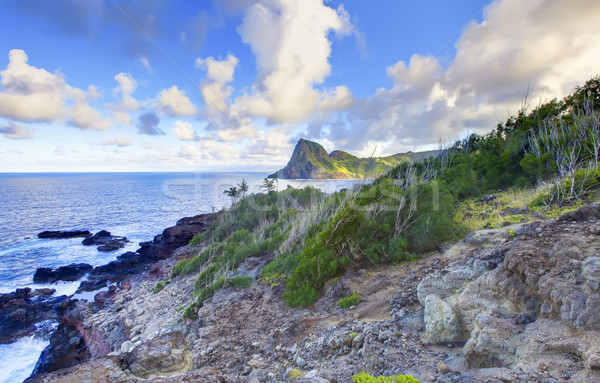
[352,371,421,383]
[152,281,165,294]
[226,276,253,288]
[337,291,360,308]
[288,369,304,381]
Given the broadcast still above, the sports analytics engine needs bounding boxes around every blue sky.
[0,0,598,172]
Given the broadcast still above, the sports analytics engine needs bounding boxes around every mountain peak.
[269,139,441,179]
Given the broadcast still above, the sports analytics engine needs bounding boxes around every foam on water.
[0,336,49,383]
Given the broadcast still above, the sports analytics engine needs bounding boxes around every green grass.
[337,291,360,308]
[352,372,421,383]
[225,275,253,288]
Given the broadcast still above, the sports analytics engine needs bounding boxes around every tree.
[260,178,276,193]
[238,179,249,199]
[224,186,240,204]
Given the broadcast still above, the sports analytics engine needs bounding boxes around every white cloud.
[0,122,33,139]
[327,0,600,153]
[0,49,111,130]
[139,56,153,74]
[196,54,239,116]
[173,121,197,140]
[102,134,133,147]
[156,86,197,117]
[232,0,354,123]
[112,73,140,111]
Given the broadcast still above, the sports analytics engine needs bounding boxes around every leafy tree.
[238,179,249,199]
[224,186,240,204]
[260,178,276,193]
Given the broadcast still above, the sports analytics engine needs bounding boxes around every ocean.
[0,172,361,383]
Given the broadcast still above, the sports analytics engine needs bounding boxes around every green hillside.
[269,139,441,179]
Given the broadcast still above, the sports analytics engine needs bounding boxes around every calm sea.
[0,172,361,383]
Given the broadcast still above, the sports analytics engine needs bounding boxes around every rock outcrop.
[33,263,93,284]
[0,288,65,343]
[82,230,129,252]
[37,230,91,239]
[26,205,600,383]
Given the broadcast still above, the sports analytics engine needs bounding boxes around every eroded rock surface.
[27,205,600,382]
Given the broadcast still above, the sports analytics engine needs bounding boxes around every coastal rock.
[37,230,91,239]
[33,263,93,284]
[82,230,129,252]
[0,287,66,343]
[32,322,89,375]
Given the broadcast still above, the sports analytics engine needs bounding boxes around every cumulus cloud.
[173,121,197,140]
[323,0,600,153]
[0,49,111,130]
[102,134,133,147]
[196,54,239,117]
[112,73,140,111]
[136,112,164,135]
[232,0,355,123]
[156,86,197,117]
[0,122,33,139]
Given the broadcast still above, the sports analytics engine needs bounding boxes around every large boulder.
[422,294,463,343]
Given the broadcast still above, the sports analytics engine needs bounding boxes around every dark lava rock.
[0,288,66,343]
[94,286,117,305]
[84,213,215,285]
[82,230,129,252]
[559,204,600,221]
[33,263,93,284]
[476,194,496,203]
[30,322,89,375]
[38,230,91,239]
[76,278,109,293]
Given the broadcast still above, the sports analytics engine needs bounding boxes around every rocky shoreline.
[4,205,600,382]
[0,213,214,375]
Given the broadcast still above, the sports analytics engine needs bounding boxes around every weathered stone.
[126,331,192,378]
[422,294,463,343]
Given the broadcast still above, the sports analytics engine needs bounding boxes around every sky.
[0,0,599,172]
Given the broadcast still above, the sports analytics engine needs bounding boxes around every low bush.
[337,291,360,308]
[152,281,164,294]
[352,371,421,383]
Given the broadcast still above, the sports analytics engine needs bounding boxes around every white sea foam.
[0,336,48,383]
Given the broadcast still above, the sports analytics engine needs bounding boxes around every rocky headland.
[269,139,441,180]
[15,204,600,383]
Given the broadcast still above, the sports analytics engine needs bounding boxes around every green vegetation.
[288,369,304,381]
[226,275,253,288]
[352,372,421,383]
[172,75,600,317]
[153,281,165,294]
[337,291,361,308]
